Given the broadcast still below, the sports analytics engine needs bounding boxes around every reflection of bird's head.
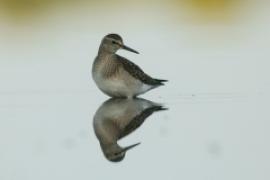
[102,143,140,162]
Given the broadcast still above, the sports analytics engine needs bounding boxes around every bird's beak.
[122,142,141,152]
[122,44,139,54]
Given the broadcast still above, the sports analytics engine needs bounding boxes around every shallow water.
[1,1,270,179]
[1,91,269,179]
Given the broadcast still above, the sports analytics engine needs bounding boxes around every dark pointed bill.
[122,45,139,54]
[122,142,141,152]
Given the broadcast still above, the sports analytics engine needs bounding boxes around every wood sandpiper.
[92,34,167,98]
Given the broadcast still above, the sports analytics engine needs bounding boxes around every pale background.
[0,0,269,179]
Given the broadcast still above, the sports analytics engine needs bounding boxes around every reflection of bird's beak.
[122,44,139,54]
[122,142,141,152]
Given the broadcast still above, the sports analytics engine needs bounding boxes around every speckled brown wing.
[118,106,167,139]
[117,55,167,86]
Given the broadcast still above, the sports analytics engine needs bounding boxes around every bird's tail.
[154,78,168,85]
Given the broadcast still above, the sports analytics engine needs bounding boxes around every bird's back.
[116,55,167,86]
[92,53,167,98]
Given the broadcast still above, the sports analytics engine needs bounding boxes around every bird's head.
[99,33,139,54]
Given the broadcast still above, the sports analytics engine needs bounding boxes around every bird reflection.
[93,98,167,162]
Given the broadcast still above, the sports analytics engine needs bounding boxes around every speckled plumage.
[119,56,167,86]
[92,34,167,98]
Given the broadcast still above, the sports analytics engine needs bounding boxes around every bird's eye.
[112,41,117,44]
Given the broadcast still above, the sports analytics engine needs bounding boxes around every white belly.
[93,73,152,98]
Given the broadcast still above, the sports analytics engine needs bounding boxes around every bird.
[92,33,167,99]
[93,98,167,162]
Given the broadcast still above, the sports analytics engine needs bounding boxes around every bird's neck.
[98,44,115,56]
[94,51,119,78]
[97,49,116,62]
[98,51,113,59]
